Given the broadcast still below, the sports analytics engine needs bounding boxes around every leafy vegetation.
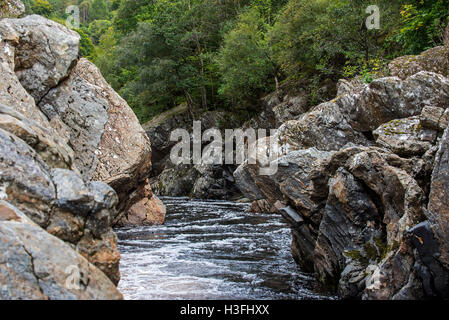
[25,0,449,123]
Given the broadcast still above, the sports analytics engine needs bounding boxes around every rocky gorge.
[1,0,449,302]
[0,2,164,299]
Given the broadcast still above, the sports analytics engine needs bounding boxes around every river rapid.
[116,197,331,300]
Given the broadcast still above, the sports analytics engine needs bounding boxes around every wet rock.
[248,199,272,213]
[151,164,199,197]
[117,182,166,226]
[0,202,122,300]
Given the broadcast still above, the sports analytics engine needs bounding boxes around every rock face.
[39,57,156,217]
[0,14,160,299]
[116,181,166,226]
[389,46,449,80]
[234,44,449,299]
[145,105,242,200]
[0,0,24,18]
[0,201,122,300]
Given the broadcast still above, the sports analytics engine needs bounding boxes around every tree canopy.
[26,0,449,123]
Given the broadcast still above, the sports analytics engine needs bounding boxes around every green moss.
[343,250,369,266]
[364,242,379,261]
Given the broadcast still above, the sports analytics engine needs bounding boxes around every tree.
[75,28,96,59]
[31,0,52,17]
[394,0,449,54]
[89,0,109,21]
[216,4,280,110]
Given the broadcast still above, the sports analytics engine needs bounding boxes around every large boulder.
[0,127,121,284]
[337,72,449,132]
[116,181,166,226]
[0,201,122,300]
[39,58,154,216]
[389,46,449,80]
[0,15,161,224]
[1,15,80,101]
[0,15,164,292]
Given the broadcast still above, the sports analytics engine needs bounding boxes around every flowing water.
[116,197,330,300]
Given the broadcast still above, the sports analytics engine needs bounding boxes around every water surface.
[116,197,329,300]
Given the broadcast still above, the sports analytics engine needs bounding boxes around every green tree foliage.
[216,4,281,110]
[75,28,96,59]
[25,0,449,123]
[394,0,449,54]
[89,0,109,21]
[31,0,53,17]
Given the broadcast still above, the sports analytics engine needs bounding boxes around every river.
[116,197,331,300]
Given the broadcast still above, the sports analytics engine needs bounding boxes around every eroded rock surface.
[234,50,449,299]
[0,201,122,300]
[0,14,162,298]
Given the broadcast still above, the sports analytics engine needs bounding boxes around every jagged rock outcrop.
[1,14,163,221]
[243,90,310,130]
[145,106,242,200]
[0,13,161,298]
[389,46,449,80]
[234,44,449,299]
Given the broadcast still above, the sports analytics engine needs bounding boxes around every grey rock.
[0,127,55,227]
[0,104,76,171]
[427,127,449,270]
[1,15,80,101]
[337,72,449,132]
[373,117,436,157]
[314,168,384,296]
[0,0,24,18]
[0,203,122,300]
[276,101,369,152]
[40,58,153,217]
[389,46,449,80]
[420,106,449,132]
